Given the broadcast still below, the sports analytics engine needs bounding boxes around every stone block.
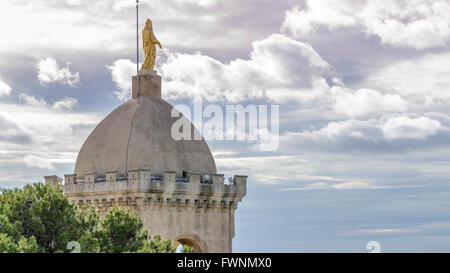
[64,174,77,185]
[132,70,161,98]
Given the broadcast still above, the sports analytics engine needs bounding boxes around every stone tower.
[45,69,246,253]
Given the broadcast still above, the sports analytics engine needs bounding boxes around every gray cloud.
[282,0,450,50]
[0,115,32,144]
[276,113,450,154]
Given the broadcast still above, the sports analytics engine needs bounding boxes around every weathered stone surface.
[74,73,216,178]
[44,175,61,187]
[132,69,161,98]
[63,172,247,253]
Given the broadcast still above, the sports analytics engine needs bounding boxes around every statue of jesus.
[141,19,162,70]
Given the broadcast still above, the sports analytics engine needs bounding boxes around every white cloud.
[381,115,442,140]
[107,33,331,103]
[282,0,450,49]
[360,0,450,50]
[66,0,81,6]
[212,149,238,158]
[0,114,30,143]
[217,155,317,185]
[170,0,219,7]
[293,118,382,142]
[333,181,381,190]
[331,87,408,118]
[277,113,449,154]
[19,93,47,107]
[0,1,133,53]
[0,0,261,57]
[158,33,330,103]
[19,94,78,111]
[215,152,399,190]
[282,1,358,37]
[36,57,80,87]
[358,222,450,234]
[358,227,418,234]
[111,0,133,11]
[279,181,386,191]
[365,52,450,107]
[23,154,55,170]
[52,97,79,111]
[0,101,102,184]
[0,78,11,96]
[277,182,331,191]
[107,59,136,101]
[0,103,99,150]
[215,148,443,191]
[111,0,219,11]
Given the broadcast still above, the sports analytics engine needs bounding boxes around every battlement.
[46,170,247,202]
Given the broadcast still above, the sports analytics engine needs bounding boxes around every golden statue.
[141,19,162,70]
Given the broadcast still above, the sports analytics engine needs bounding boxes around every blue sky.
[1,0,450,252]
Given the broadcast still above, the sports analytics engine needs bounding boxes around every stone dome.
[74,95,217,178]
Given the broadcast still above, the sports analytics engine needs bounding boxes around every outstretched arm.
[155,38,162,49]
[152,33,162,49]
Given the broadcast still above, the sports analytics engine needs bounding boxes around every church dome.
[74,95,217,178]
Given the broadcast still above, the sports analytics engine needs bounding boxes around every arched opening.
[173,238,203,253]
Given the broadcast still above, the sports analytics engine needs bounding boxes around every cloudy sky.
[1,0,450,252]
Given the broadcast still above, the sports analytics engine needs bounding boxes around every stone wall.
[47,171,247,253]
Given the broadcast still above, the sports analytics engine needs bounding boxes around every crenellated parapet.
[58,169,246,212]
[44,175,62,187]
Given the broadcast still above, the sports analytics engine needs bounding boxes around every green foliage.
[0,183,97,253]
[0,183,191,253]
[0,233,40,253]
[180,244,193,253]
[78,230,100,253]
[137,235,176,253]
[94,207,148,253]
[134,235,192,253]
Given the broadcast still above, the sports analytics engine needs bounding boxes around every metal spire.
[136,0,140,99]
[126,0,141,175]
